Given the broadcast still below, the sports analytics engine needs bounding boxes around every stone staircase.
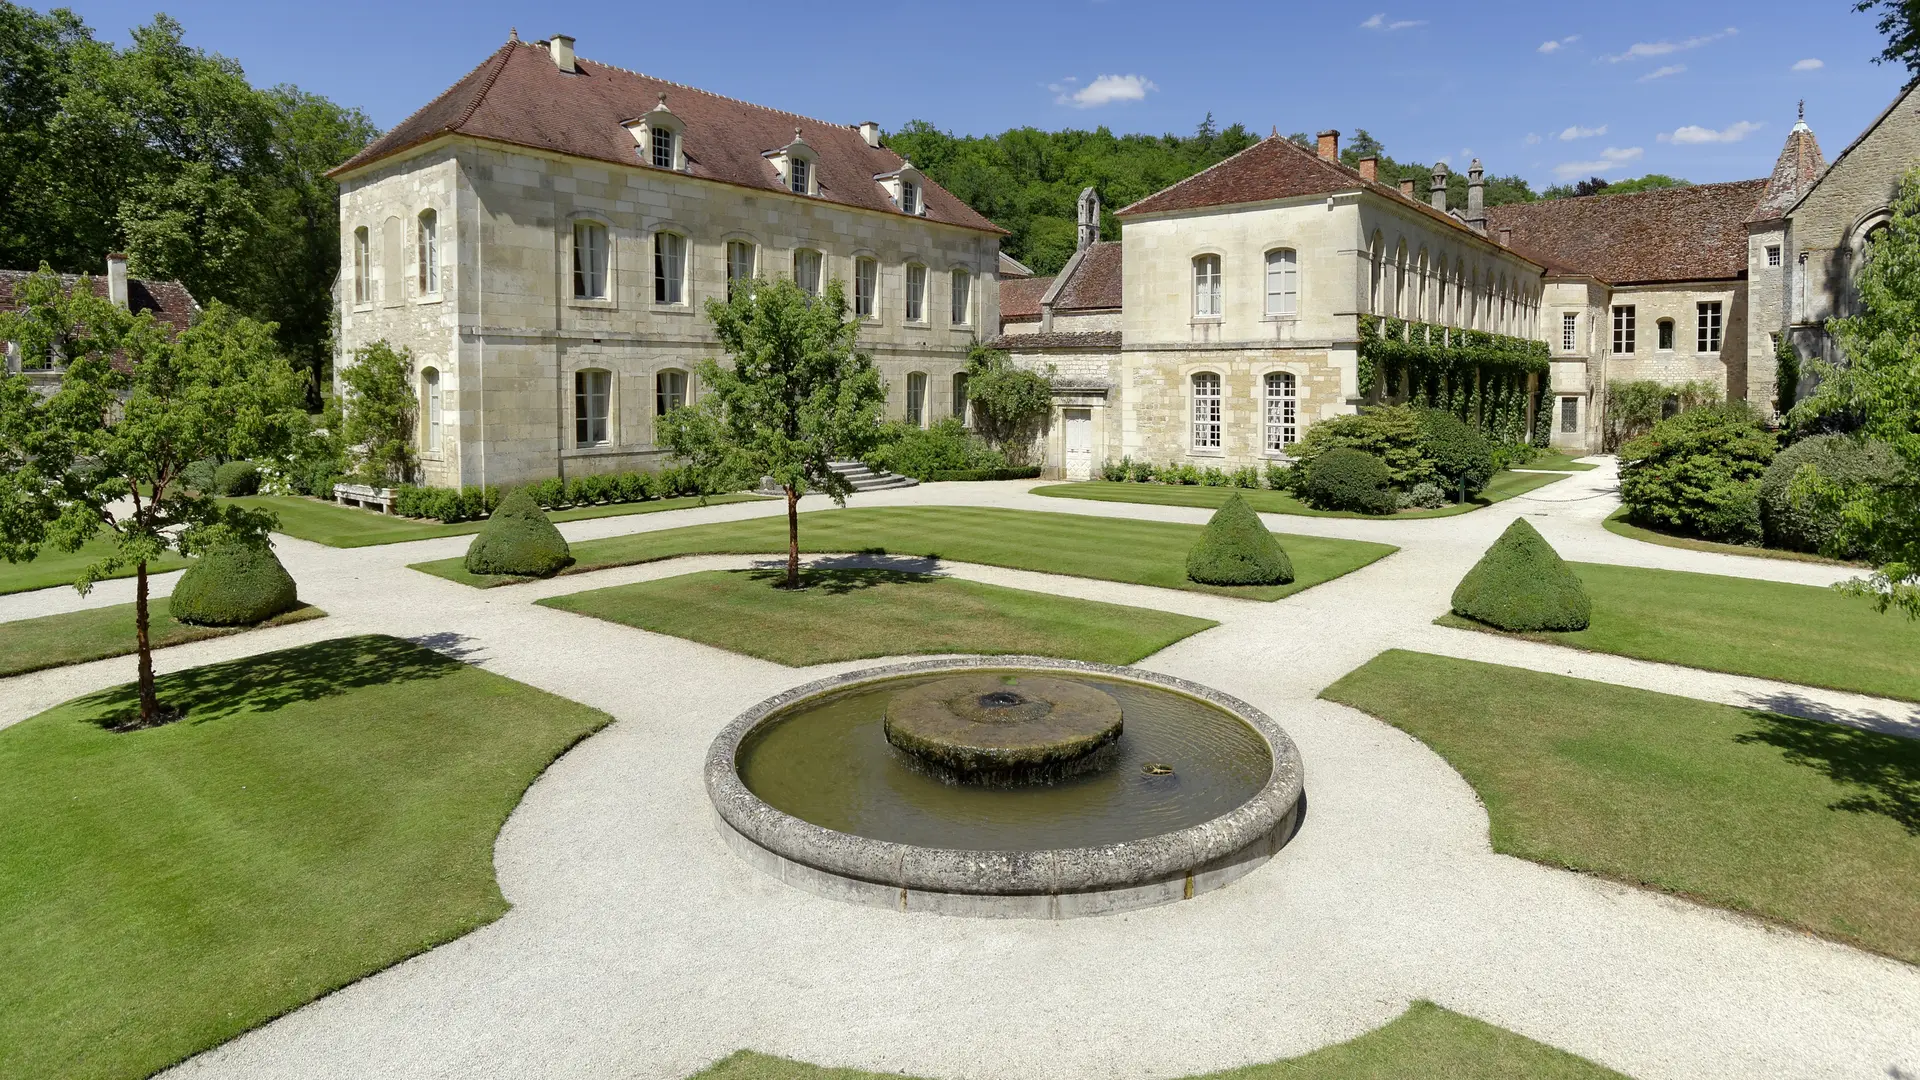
[757,461,918,496]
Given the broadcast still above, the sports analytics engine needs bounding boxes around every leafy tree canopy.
[339,340,418,486]
[1541,174,1691,200]
[1856,0,1920,72]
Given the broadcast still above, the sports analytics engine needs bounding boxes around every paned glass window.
[952,372,969,422]
[417,210,439,295]
[906,264,926,322]
[1561,312,1578,352]
[1560,396,1579,434]
[950,268,972,325]
[726,241,755,299]
[906,372,927,426]
[574,369,610,447]
[651,127,675,169]
[573,221,608,299]
[655,370,687,416]
[1264,371,1297,451]
[854,257,877,317]
[1192,372,1222,448]
[1193,255,1222,317]
[654,232,685,304]
[1264,249,1298,316]
[1697,301,1723,353]
[354,227,371,304]
[900,180,920,215]
[1611,305,1636,354]
[790,157,811,195]
[423,368,442,450]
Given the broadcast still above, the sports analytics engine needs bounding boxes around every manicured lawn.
[231,492,767,548]
[1439,561,1920,702]
[0,536,191,596]
[411,506,1399,600]
[1514,453,1598,472]
[0,636,612,1080]
[1323,650,1920,963]
[1602,507,1856,567]
[539,568,1217,666]
[1032,469,1566,519]
[0,598,325,677]
[692,1000,1625,1080]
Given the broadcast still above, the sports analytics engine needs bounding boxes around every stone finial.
[509,27,518,42]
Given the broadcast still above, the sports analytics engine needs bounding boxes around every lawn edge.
[0,604,329,679]
[247,492,771,549]
[1031,470,1566,520]
[1601,507,1863,568]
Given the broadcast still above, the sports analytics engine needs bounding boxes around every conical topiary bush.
[1186,492,1295,586]
[169,541,301,626]
[1451,518,1591,631]
[464,488,572,577]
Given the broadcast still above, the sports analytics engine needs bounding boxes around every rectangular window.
[793,249,822,296]
[727,241,755,299]
[1697,301,1723,353]
[424,369,442,450]
[574,369,610,447]
[654,232,685,304]
[1561,312,1577,353]
[1560,396,1579,434]
[1658,319,1675,351]
[854,257,877,317]
[1194,255,1222,317]
[906,372,927,427]
[655,370,687,416]
[906,264,926,322]
[1611,305,1635,354]
[790,158,811,195]
[1264,372,1297,451]
[950,269,972,325]
[952,372,969,421]
[354,228,370,304]
[417,211,438,295]
[1766,244,1782,267]
[650,128,674,169]
[1264,249,1298,316]
[573,221,608,300]
[1192,373,1222,449]
[900,180,919,215]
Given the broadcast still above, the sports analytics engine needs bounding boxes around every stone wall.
[1119,347,1347,469]
[1597,282,1745,396]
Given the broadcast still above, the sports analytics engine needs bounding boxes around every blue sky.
[50,0,1914,190]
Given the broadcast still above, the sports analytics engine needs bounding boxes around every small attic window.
[623,94,685,172]
[791,157,811,195]
[768,129,818,196]
[877,163,926,216]
[901,180,920,215]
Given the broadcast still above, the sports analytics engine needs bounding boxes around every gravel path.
[5,462,1916,1079]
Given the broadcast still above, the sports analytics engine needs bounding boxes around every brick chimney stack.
[1316,130,1339,161]
[1430,162,1450,211]
[1358,157,1377,183]
[1466,159,1487,234]
[1398,178,1417,198]
[106,253,128,309]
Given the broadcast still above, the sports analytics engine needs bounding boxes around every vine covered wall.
[1356,315,1552,447]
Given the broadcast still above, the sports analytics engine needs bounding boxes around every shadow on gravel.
[1743,688,1920,739]
[741,565,940,596]
[1736,711,1920,835]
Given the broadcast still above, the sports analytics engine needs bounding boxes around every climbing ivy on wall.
[1356,315,1552,447]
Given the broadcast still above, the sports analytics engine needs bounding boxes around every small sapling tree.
[963,345,1052,466]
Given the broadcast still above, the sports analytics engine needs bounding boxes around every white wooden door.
[1063,408,1093,480]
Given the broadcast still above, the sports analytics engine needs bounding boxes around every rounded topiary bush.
[1759,435,1900,555]
[1186,492,1294,586]
[212,460,260,497]
[182,457,219,494]
[1415,408,1495,498]
[464,488,572,577]
[1451,518,1591,631]
[169,542,300,626]
[1303,448,1396,514]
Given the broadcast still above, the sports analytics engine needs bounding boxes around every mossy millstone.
[168,542,300,626]
[1451,518,1592,631]
[884,673,1123,785]
[1186,492,1294,585]
[464,488,572,578]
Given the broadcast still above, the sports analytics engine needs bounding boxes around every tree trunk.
[135,559,160,724]
[785,485,800,590]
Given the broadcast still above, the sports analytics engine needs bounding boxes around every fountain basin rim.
[706,656,1304,898]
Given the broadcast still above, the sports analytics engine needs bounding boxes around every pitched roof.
[0,269,197,333]
[998,251,1036,278]
[1782,81,1918,220]
[332,40,1005,235]
[1750,115,1827,222]
[987,330,1120,350]
[999,276,1053,320]
[1484,180,1768,285]
[1052,242,1122,311]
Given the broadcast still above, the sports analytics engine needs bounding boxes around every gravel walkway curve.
[4,462,1915,1080]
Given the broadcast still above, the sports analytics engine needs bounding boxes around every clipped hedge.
[391,465,728,524]
[1415,408,1495,499]
[1619,403,1776,546]
[1451,518,1591,631]
[1302,448,1396,515]
[463,489,572,578]
[924,466,1043,482]
[866,417,1007,479]
[1097,458,1267,489]
[211,460,260,497]
[1186,493,1294,586]
[169,542,301,626]
[1759,435,1900,555]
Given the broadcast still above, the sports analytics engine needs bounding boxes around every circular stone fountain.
[707,657,1304,918]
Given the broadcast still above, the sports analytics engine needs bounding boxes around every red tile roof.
[1053,242,1122,311]
[1750,123,1826,223]
[334,41,1005,235]
[1485,180,1767,285]
[988,330,1121,350]
[0,269,197,333]
[999,276,1053,320]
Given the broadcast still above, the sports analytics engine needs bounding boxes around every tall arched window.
[353,227,371,305]
[575,368,611,447]
[1193,255,1222,317]
[1263,371,1297,452]
[654,231,686,304]
[854,256,878,318]
[1436,264,1450,326]
[905,264,927,322]
[905,371,928,426]
[792,248,822,296]
[952,372,970,422]
[655,369,688,416]
[1368,233,1383,314]
[950,268,972,326]
[1415,250,1428,322]
[1393,241,1408,318]
[1453,258,1466,325]
[726,240,756,300]
[1264,249,1298,316]
[573,221,609,300]
[1191,372,1222,449]
[422,367,442,450]
[416,210,438,295]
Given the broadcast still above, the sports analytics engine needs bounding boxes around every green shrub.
[1303,448,1396,514]
[182,458,219,494]
[1490,441,1538,472]
[614,471,655,503]
[1186,492,1294,585]
[1128,458,1156,483]
[293,458,343,498]
[1398,482,1448,509]
[212,460,260,497]
[1619,402,1776,545]
[1265,460,1300,492]
[1759,435,1901,555]
[924,466,1043,481]
[1293,405,1429,487]
[866,418,1005,479]
[526,476,568,509]
[1228,465,1261,489]
[169,542,301,626]
[1603,378,1720,451]
[567,473,617,506]
[1199,466,1229,487]
[1415,408,1495,498]
[393,484,499,523]
[464,489,572,577]
[1450,518,1591,631]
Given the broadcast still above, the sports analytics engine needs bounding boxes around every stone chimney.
[1358,157,1377,183]
[1466,159,1487,234]
[857,121,881,148]
[1316,130,1339,161]
[547,34,575,72]
[1076,186,1101,252]
[1398,178,1417,198]
[1499,226,1512,247]
[1430,162,1449,211]
[106,253,128,308]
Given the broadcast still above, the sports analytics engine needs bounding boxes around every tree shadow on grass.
[740,565,941,596]
[78,635,462,732]
[1736,712,1920,835]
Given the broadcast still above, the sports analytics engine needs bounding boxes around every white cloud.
[1638,65,1686,82]
[1524,132,1543,145]
[1361,13,1426,30]
[1792,58,1825,71]
[1559,124,1608,141]
[1052,73,1156,109]
[1606,27,1736,62]
[1659,120,1763,144]
[1553,146,1644,179]
[1538,34,1580,53]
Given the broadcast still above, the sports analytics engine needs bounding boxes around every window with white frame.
[905,371,927,426]
[726,240,755,299]
[1191,372,1222,449]
[574,369,610,447]
[900,179,920,215]
[417,210,439,295]
[1561,312,1578,353]
[905,264,927,322]
[422,367,442,450]
[573,221,609,300]
[1263,371,1297,452]
[1193,254,1222,317]
[654,231,686,304]
[950,268,972,325]
[354,227,371,304]
[1766,244,1782,267]
[1697,301,1723,353]
[854,257,877,317]
[655,369,687,416]
[651,127,676,170]
[952,372,969,422]
[1560,396,1579,434]
[1264,249,1298,317]
[792,249,823,296]
[790,156,812,196]
[1611,305,1635,354]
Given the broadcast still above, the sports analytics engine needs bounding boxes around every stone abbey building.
[333,34,1920,482]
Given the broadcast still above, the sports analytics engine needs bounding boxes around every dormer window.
[791,157,811,195]
[901,180,920,215]
[623,94,685,172]
[876,163,927,216]
[767,128,818,196]
[651,127,675,169]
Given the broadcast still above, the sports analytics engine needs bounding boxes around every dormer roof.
[1749,103,1828,223]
